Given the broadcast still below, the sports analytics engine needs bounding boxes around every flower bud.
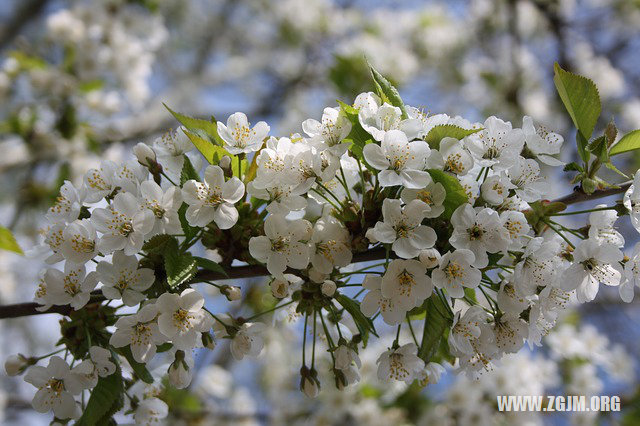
[308,267,327,284]
[4,354,29,376]
[168,350,193,389]
[202,331,216,350]
[219,155,232,171]
[133,143,157,168]
[221,285,242,301]
[321,280,336,297]
[271,278,290,299]
[299,366,320,398]
[418,248,441,269]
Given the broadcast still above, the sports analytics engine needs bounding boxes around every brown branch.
[552,181,632,205]
[0,0,49,52]
[0,248,388,319]
[0,181,633,320]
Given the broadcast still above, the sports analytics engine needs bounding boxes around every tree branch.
[552,181,632,205]
[0,181,633,320]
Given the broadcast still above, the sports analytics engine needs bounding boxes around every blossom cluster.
[5,67,640,423]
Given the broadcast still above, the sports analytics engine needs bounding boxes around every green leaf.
[576,132,591,164]
[609,129,640,156]
[194,256,228,277]
[426,169,468,219]
[116,345,154,384]
[604,161,629,179]
[9,51,47,70]
[75,363,124,425]
[183,129,225,165]
[423,125,482,150]
[417,295,453,362]
[78,79,104,93]
[231,156,249,179]
[337,100,374,168]
[164,239,197,289]
[143,234,176,254]
[588,135,608,163]
[563,162,583,173]
[553,63,601,141]
[336,293,378,346]
[0,226,22,255]
[177,203,198,240]
[180,155,200,185]
[164,104,223,145]
[367,62,408,119]
[156,342,173,353]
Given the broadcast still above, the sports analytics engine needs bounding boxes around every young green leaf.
[417,295,453,362]
[193,256,228,277]
[367,62,408,119]
[335,293,378,346]
[426,169,468,219]
[588,136,608,163]
[0,226,22,255]
[75,363,124,425]
[553,63,601,141]
[183,129,230,165]
[609,129,640,156]
[423,125,482,149]
[142,234,177,254]
[164,104,223,145]
[180,155,200,185]
[164,239,197,289]
[337,100,375,169]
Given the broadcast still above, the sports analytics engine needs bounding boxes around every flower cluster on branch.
[4,63,640,424]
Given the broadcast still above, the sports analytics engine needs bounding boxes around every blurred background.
[0,0,639,424]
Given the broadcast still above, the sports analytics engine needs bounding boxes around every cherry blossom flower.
[156,288,212,350]
[24,356,83,419]
[467,116,524,170]
[182,165,244,228]
[363,129,431,188]
[134,397,169,425]
[302,106,352,148]
[97,251,155,306]
[46,181,85,224]
[558,239,623,303]
[214,319,266,360]
[376,343,424,383]
[620,242,640,302]
[249,214,312,277]
[138,181,183,236]
[59,219,97,263]
[624,171,640,232]
[360,274,404,325]
[400,180,446,218]
[381,259,432,310]
[217,112,270,154]
[431,249,481,298]
[437,137,475,176]
[588,204,624,247]
[310,215,352,274]
[91,192,155,255]
[522,116,564,166]
[44,263,97,310]
[449,204,509,268]
[109,304,164,363]
[366,199,436,259]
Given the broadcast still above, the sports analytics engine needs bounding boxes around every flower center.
[468,225,484,240]
[172,309,194,331]
[120,222,134,237]
[388,353,409,380]
[46,378,65,395]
